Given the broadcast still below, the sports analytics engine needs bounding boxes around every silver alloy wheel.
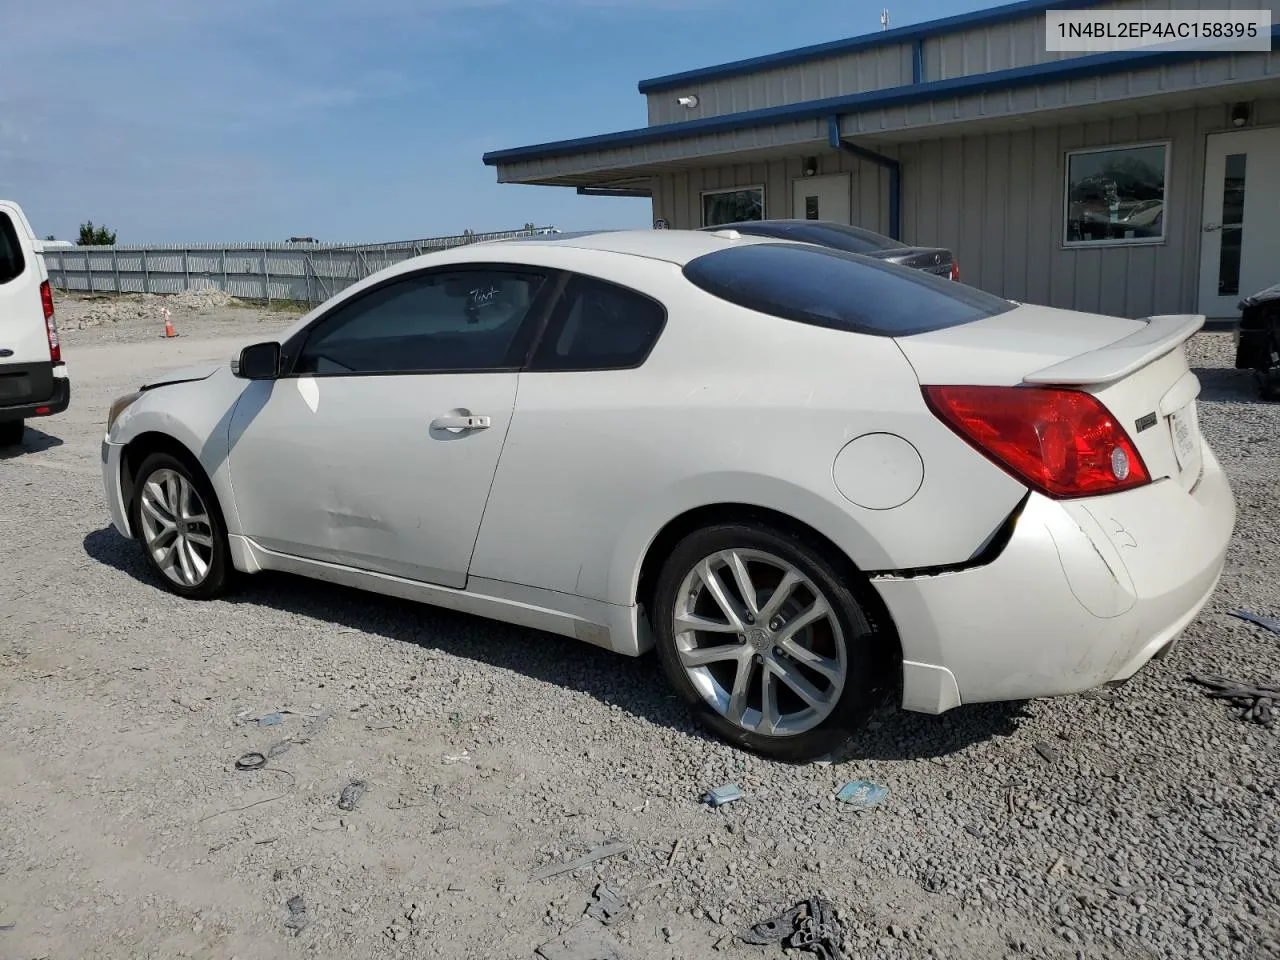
[673,548,847,737]
[138,468,215,588]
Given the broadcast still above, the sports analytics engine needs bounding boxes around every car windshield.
[683,242,1013,337]
[714,220,905,254]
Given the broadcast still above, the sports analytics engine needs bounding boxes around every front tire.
[652,521,893,763]
[129,451,233,600]
[0,420,24,447]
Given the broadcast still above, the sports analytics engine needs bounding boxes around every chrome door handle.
[1202,223,1222,232]
[431,414,491,431]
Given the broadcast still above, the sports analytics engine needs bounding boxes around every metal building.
[484,0,1280,319]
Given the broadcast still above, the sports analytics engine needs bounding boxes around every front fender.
[110,366,252,535]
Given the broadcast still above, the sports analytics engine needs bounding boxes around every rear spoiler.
[1023,314,1205,387]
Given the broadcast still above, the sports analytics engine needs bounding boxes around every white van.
[0,199,69,446]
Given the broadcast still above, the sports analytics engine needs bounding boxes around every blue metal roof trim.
[636,0,1113,94]
[483,29,1278,167]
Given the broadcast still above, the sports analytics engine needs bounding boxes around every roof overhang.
[485,31,1280,188]
[636,0,1113,94]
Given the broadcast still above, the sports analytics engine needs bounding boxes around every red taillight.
[949,260,960,282]
[40,280,61,363]
[923,384,1150,499]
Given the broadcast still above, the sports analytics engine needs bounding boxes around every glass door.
[1199,127,1280,318]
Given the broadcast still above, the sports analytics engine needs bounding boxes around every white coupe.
[101,229,1236,761]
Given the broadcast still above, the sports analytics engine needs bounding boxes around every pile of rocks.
[66,296,162,329]
[168,288,236,311]
[56,288,239,329]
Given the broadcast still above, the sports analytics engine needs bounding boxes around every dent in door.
[226,375,351,557]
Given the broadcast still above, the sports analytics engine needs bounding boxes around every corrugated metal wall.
[652,149,892,236]
[929,0,1280,80]
[40,229,556,304]
[645,0,1280,125]
[647,46,910,125]
[650,99,1280,318]
[839,50,1280,138]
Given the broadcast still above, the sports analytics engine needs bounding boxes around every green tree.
[77,221,117,246]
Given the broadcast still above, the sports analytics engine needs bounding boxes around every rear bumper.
[0,362,70,422]
[876,440,1235,713]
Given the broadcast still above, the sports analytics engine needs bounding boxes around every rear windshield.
[682,242,1013,337]
[0,212,27,285]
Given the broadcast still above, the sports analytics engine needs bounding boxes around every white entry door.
[792,174,851,223]
[1198,126,1280,318]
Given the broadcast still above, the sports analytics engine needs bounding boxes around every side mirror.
[235,341,281,380]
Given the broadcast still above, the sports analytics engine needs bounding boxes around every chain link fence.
[39,226,558,305]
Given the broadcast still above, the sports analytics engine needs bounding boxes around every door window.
[530,275,667,371]
[1216,153,1247,297]
[0,213,27,285]
[294,268,546,375]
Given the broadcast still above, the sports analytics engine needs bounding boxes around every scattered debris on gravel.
[1188,675,1279,726]
[337,780,367,811]
[741,896,848,959]
[1229,608,1280,635]
[0,322,1277,960]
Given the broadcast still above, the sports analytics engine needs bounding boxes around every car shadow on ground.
[83,525,1030,764]
[0,427,64,459]
[1194,365,1274,404]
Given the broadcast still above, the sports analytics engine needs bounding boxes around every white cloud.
[0,0,728,240]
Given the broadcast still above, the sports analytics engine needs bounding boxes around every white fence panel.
[40,227,557,304]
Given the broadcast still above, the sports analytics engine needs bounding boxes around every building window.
[1064,142,1169,246]
[702,186,765,227]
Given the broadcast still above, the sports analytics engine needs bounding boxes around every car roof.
[484,228,779,266]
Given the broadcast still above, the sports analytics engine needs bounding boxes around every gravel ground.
[1,297,1277,960]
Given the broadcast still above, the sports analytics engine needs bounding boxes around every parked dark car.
[702,219,960,281]
[1234,281,1280,400]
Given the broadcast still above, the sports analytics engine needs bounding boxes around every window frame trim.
[1061,139,1172,250]
[524,270,670,374]
[277,262,564,379]
[0,211,29,286]
[700,184,767,228]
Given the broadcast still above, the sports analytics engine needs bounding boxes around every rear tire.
[0,420,25,447]
[1259,368,1280,402]
[129,451,234,600]
[651,521,894,763]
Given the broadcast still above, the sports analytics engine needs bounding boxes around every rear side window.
[0,213,27,285]
[530,274,666,371]
[683,242,1013,337]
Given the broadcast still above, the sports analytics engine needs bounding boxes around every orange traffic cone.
[162,309,178,338]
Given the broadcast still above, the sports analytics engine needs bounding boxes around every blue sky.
[1,0,990,244]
